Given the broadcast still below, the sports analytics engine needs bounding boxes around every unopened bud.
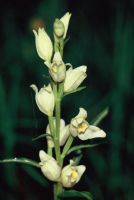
[53,18,65,38]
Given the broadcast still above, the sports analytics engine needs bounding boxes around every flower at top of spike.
[70,108,106,140]
[60,12,71,39]
[33,28,53,61]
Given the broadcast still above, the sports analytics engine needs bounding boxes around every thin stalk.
[48,115,55,137]
[60,37,64,59]
[47,147,53,156]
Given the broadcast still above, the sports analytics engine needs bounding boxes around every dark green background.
[0,0,134,199]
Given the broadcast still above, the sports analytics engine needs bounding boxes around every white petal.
[78,125,106,140]
[75,108,87,120]
[60,125,70,146]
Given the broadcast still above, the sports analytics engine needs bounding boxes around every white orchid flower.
[60,12,71,39]
[61,160,86,188]
[45,52,66,82]
[70,108,106,140]
[64,65,87,92]
[39,150,61,181]
[33,28,53,61]
[30,84,54,116]
[46,118,70,147]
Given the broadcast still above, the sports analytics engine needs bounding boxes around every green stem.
[47,147,53,156]
[53,182,64,200]
[48,115,55,137]
[60,37,64,59]
[54,41,59,53]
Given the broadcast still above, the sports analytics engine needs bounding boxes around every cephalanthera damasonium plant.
[0,12,108,200]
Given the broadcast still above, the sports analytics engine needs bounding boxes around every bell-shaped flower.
[61,160,86,188]
[53,18,65,38]
[60,12,71,39]
[64,65,87,92]
[70,108,106,140]
[45,52,66,82]
[33,28,53,61]
[30,84,54,116]
[46,118,70,148]
[39,150,61,181]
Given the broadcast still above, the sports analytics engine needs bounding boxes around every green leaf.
[58,190,93,200]
[62,86,86,98]
[32,133,53,141]
[90,106,109,126]
[66,142,106,156]
[64,36,70,46]
[0,158,40,168]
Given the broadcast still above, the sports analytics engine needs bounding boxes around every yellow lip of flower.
[71,170,77,179]
[52,64,57,73]
[78,122,87,132]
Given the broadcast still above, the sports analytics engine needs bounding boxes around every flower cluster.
[39,150,86,188]
[31,12,107,189]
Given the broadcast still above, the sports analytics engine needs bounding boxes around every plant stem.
[53,182,64,200]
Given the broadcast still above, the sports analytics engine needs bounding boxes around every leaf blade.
[32,133,53,141]
[90,106,109,126]
[62,86,86,98]
[0,158,40,168]
[66,142,106,156]
[58,190,93,200]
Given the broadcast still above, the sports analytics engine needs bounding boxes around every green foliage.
[62,86,86,98]
[32,133,53,141]
[58,190,93,200]
[0,158,40,168]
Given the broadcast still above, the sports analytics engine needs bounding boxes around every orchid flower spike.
[30,84,55,116]
[39,150,61,181]
[70,108,106,140]
[33,28,53,61]
[61,160,86,188]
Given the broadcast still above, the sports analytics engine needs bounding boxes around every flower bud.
[70,108,106,140]
[33,28,53,61]
[60,12,71,39]
[64,65,87,92]
[61,160,86,188]
[46,118,70,147]
[45,52,66,82]
[39,150,61,181]
[30,84,55,116]
[53,18,65,38]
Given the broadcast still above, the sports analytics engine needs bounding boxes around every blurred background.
[0,0,134,199]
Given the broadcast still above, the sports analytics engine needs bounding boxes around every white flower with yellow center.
[70,108,106,140]
[33,28,53,61]
[30,84,55,116]
[64,65,87,92]
[45,52,66,82]
[61,160,86,188]
[39,150,61,181]
[46,118,70,148]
